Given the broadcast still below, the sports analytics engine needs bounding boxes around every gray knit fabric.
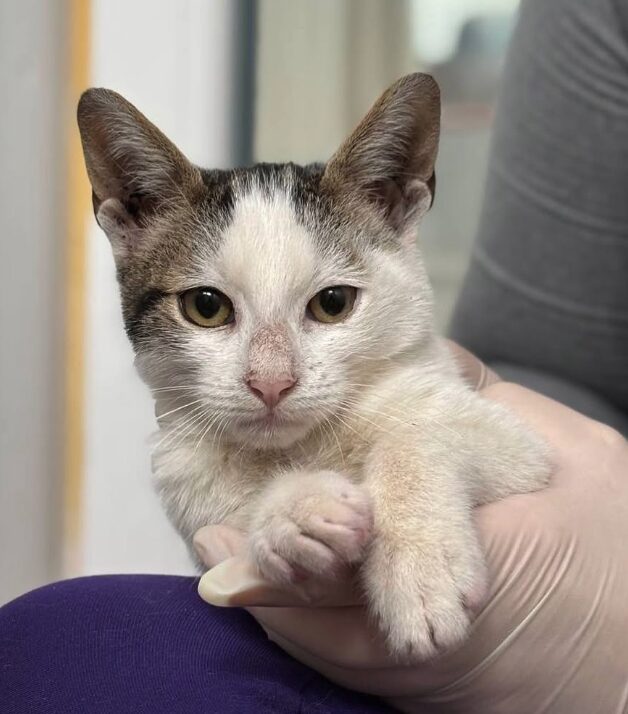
[450,0,628,433]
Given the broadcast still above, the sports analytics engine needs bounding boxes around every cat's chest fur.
[153,412,370,535]
[151,354,460,542]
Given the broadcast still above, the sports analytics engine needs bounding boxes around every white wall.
[0,0,66,604]
[82,0,240,575]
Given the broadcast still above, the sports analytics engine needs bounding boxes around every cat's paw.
[249,470,372,585]
[365,528,486,661]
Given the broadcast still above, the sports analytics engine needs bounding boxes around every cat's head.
[77,73,440,450]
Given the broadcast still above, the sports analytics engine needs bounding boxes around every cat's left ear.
[322,73,440,238]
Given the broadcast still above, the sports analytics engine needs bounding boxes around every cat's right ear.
[77,88,203,257]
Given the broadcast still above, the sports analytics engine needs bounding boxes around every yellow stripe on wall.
[64,0,91,574]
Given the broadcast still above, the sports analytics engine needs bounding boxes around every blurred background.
[0,0,518,604]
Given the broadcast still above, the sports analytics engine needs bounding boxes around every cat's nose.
[247,376,296,409]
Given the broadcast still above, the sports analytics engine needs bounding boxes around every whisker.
[151,386,201,393]
[157,398,206,420]
[153,404,210,452]
[170,408,217,454]
[319,413,346,468]
[341,395,462,443]
[192,410,224,457]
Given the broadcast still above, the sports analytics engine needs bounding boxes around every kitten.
[77,73,550,659]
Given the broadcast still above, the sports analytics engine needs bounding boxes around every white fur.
[79,80,550,660]
[149,183,550,659]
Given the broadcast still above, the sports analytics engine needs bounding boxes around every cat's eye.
[180,287,234,328]
[307,286,357,324]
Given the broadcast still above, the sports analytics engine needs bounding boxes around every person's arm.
[449,0,628,421]
[194,372,628,713]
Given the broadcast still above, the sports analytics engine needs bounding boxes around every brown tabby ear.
[322,73,440,235]
[77,89,202,253]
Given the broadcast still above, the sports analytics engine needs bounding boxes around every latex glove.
[194,356,628,713]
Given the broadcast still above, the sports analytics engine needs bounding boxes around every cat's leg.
[362,426,486,661]
[248,470,372,585]
[452,389,552,505]
[362,387,551,660]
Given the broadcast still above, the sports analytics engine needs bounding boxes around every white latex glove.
[194,350,628,713]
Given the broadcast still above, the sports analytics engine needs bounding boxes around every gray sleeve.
[449,0,628,418]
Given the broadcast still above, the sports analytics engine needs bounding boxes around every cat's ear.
[322,73,440,237]
[77,88,203,256]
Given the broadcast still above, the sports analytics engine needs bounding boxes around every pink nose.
[247,376,296,409]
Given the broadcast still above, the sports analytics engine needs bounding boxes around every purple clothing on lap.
[0,575,393,713]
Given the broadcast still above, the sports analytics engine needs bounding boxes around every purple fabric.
[0,575,393,713]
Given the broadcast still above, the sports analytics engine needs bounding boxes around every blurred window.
[409,0,518,327]
[254,0,519,328]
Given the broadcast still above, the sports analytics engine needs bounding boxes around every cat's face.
[77,74,440,449]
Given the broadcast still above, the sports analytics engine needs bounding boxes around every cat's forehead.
[218,186,318,295]
[192,166,368,296]
[132,164,369,299]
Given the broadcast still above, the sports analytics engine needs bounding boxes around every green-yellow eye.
[180,287,234,328]
[307,286,357,324]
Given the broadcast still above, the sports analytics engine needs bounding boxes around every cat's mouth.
[234,408,312,447]
[239,411,299,429]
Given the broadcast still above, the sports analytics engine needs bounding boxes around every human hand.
[194,353,628,713]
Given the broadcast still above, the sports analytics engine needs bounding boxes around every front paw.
[365,529,487,661]
[249,470,372,585]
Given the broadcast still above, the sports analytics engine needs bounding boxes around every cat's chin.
[230,416,313,450]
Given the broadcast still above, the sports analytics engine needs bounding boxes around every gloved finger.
[194,524,362,608]
[445,339,501,390]
[193,524,248,567]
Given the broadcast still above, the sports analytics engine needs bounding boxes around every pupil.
[195,290,221,319]
[320,287,345,316]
